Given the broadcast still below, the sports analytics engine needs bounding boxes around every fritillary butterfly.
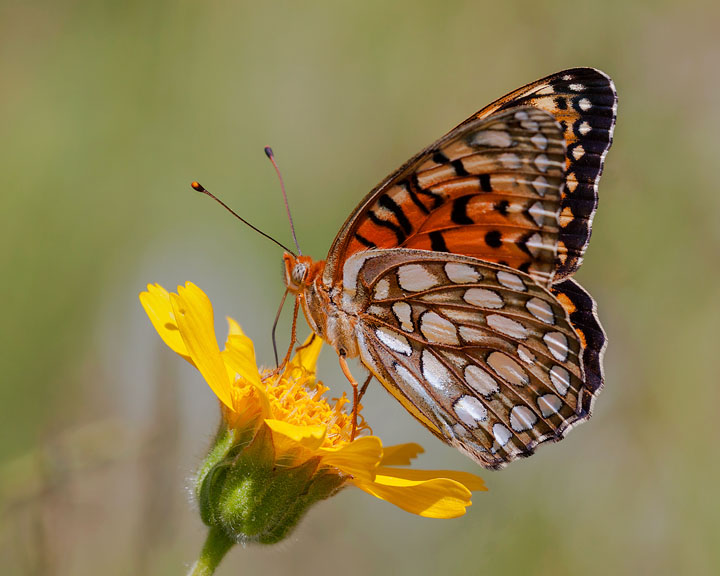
[281,68,617,469]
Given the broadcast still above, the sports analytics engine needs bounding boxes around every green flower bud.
[194,422,346,545]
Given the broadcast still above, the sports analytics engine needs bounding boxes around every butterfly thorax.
[283,252,361,358]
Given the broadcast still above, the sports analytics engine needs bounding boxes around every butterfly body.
[282,68,616,468]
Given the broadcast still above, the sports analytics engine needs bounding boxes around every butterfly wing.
[325,106,567,288]
[471,68,618,280]
[324,68,616,285]
[345,249,598,469]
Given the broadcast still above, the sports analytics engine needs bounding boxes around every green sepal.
[194,420,348,544]
[257,468,347,545]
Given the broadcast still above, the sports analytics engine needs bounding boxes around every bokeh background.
[3,1,719,574]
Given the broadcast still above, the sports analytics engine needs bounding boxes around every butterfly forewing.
[471,68,617,280]
[326,107,567,288]
[347,249,591,469]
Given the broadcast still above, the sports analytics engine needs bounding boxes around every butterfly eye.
[292,263,308,285]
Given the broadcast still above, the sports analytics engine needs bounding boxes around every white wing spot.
[487,314,529,340]
[544,331,569,361]
[569,83,585,91]
[499,152,521,169]
[530,132,548,150]
[392,301,414,332]
[549,365,571,396]
[497,270,526,292]
[464,287,504,308]
[578,98,592,111]
[419,291,452,303]
[421,349,453,392]
[472,130,512,148]
[394,362,421,389]
[445,262,480,284]
[493,423,512,447]
[528,200,547,226]
[534,153,550,173]
[525,232,546,257]
[538,394,562,417]
[464,365,499,396]
[526,297,555,324]
[454,396,488,428]
[517,345,535,365]
[397,264,438,292]
[572,145,585,160]
[510,405,538,431]
[487,351,529,386]
[578,121,592,135]
[374,278,390,299]
[420,311,459,345]
[459,325,489,344]
[442,308,479,324]
[521,119,540,132]
[532,175,549,196]
[376,326,412,356]
[514,110,529,120]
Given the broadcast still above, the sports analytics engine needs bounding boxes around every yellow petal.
[265,419,326,451]
[380,443,425,466]
[289,334,323,374]
[139,284,192,363]
[375,466,487,492]
[353,471,476,519]
[318,436,382,481]
[222,318,262,387]
[170,282,234,410]
[225,316,244,337]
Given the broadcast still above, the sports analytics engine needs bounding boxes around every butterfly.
[280,68,616,469]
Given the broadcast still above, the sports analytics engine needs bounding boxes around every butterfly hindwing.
[345,249,592,469]
[551,278,606,408]
[472,68,617,280]
[325,107,567,288]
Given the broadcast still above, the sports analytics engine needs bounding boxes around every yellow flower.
[139,282,486,526]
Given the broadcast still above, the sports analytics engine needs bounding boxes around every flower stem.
[188,526,235,576]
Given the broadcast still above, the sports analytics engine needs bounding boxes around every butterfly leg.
[358,373,373,404]
[271,289,290,367]
[277,297,301,371]
[339,354,360,441]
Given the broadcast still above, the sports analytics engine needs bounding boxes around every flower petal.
[375,466,487,492]
[290,334,323,375]
[265,419,326,451]
[353,470,478,518]
[318,436,382,481]
[222,317,262,387]
[380,443,425,466]
[170,282,234,410]
[139,284,192,363]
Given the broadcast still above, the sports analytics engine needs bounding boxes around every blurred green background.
[2,1,719,574]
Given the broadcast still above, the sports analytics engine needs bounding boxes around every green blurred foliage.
[2,1,719,574]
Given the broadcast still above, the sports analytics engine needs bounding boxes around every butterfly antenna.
[191,181,297,255]
[264,146,302,256]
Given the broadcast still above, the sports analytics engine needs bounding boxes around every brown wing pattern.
[325,107,567,287]
[349,250,594,469]
[324,68,616,286]
[472,68,617,280]
[551,278,606,408]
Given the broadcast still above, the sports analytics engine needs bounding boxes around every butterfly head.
[283,253,323,293]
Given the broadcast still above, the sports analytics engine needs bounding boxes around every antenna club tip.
[264,146,274,159]
[191,181,206,192]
